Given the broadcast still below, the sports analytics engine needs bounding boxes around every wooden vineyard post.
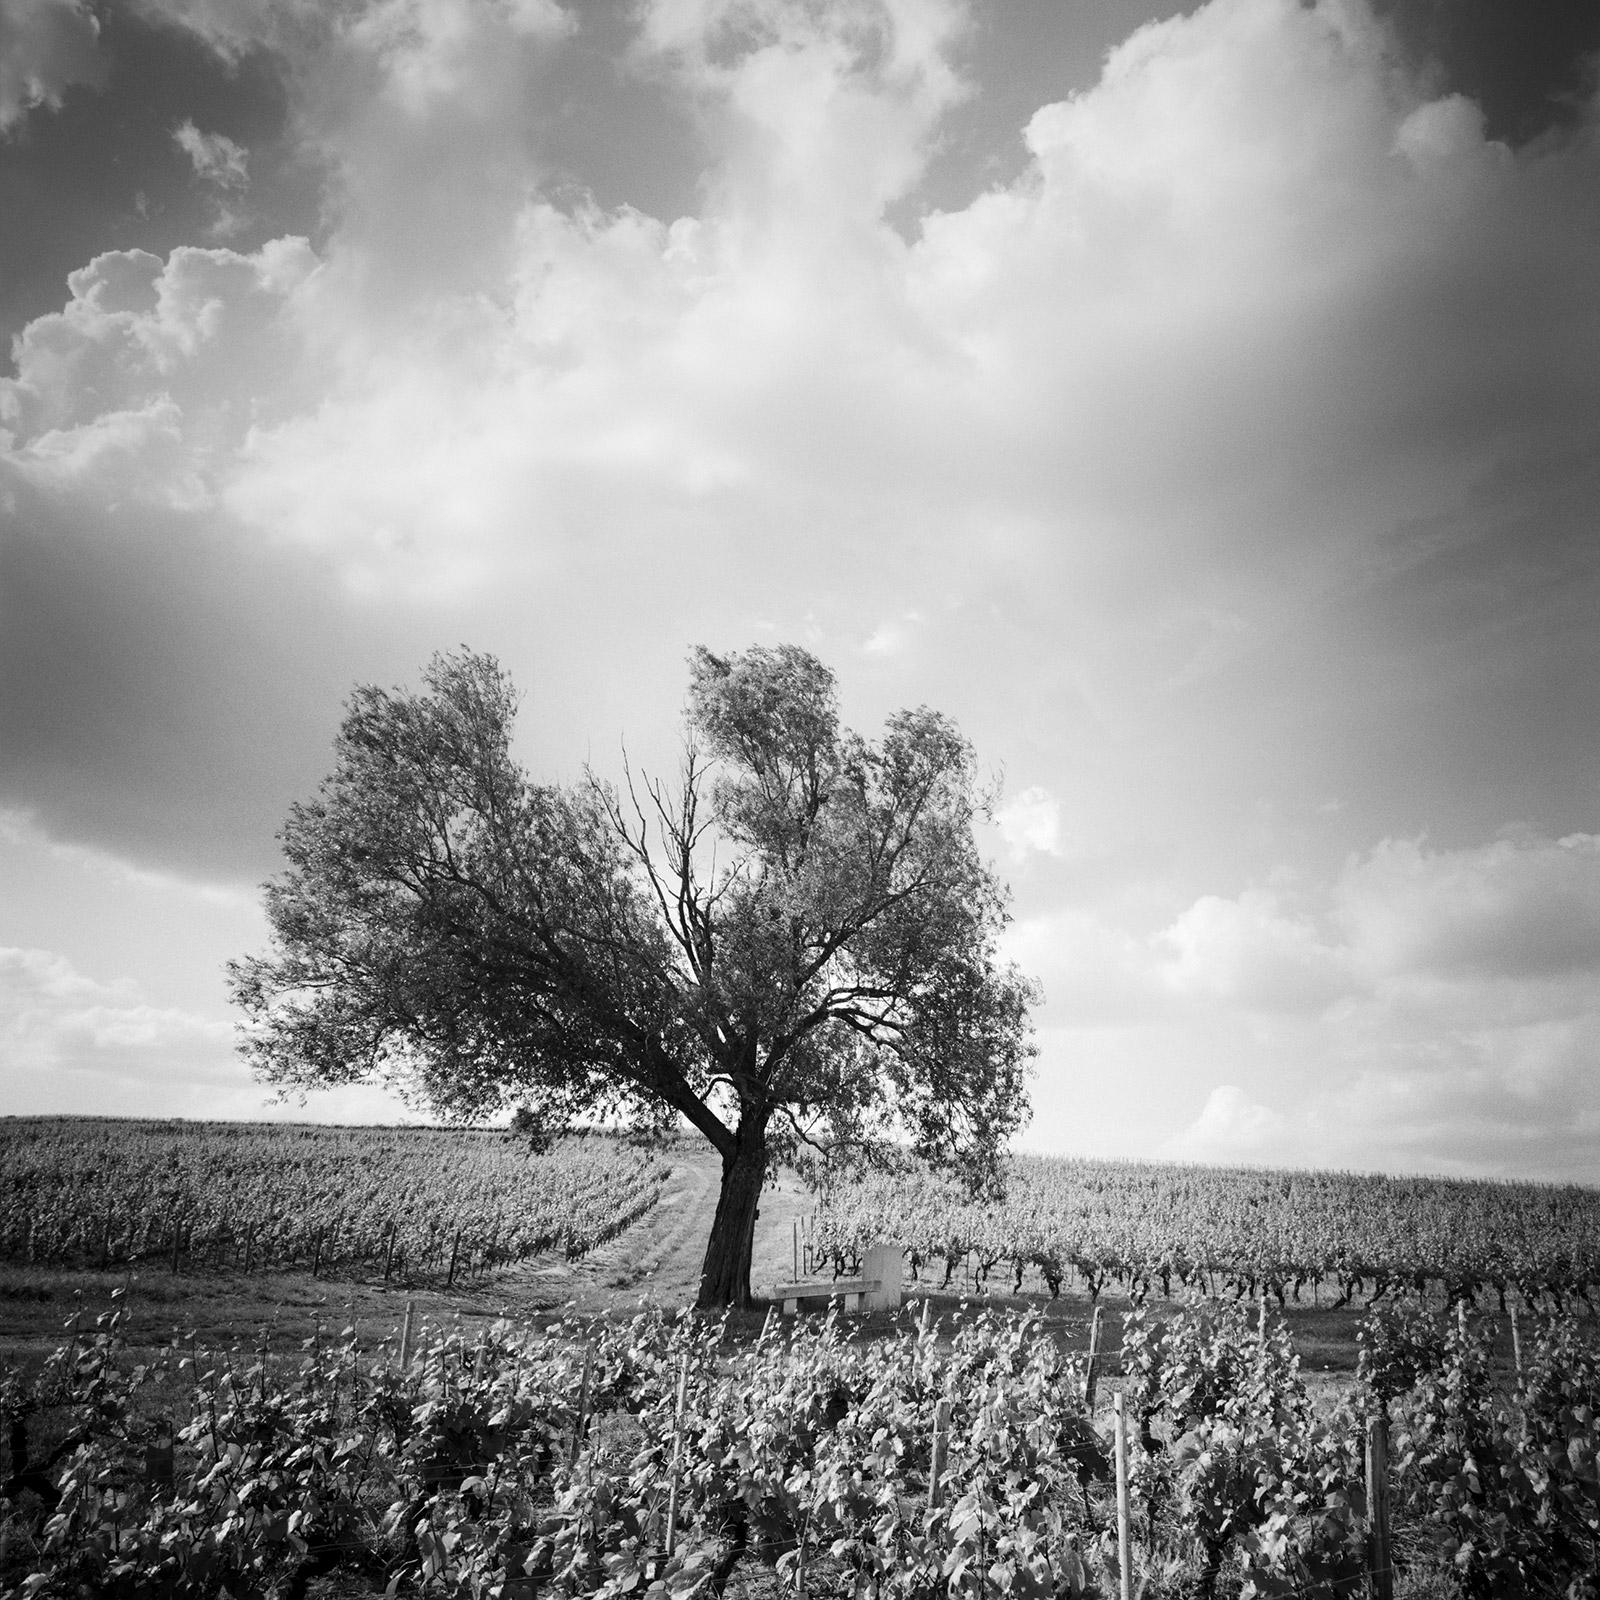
[928,1398,949,1510]
[1113,1391,1132,1600]
[1257,1285,1268,1354]
[793,1220,800,1283]
[1457,1300,1469,1344]
[570,1345,594,1466]
[1510,1306,1523,1378]
[1084,1304,1105,1411]
[447,1228,463,1289]
[383,1222,398,1284]
[756,1305,776,1354]
[400,1299,416,1370]
[1366,1413,1393,1600]
[311,1229,324,1280]
[662,1349,691,1562]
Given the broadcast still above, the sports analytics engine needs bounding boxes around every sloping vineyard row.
[0,1119,669,1281]
[811,1155,1600,1310]
[3,1292,1596,1597]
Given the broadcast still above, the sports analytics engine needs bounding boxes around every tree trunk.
[697,1119,767,1309]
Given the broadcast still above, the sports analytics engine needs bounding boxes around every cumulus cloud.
[0,942,420,1121]
[173,119,249,189]
[1,238,320,503]
[0,944,233,1112]
[1158,889,1353,1011]
[0,0,102,132]
[1000,907,1167,1024]
[1169,1084,1287,1164]
[995,785,1064,861]
[1024,831,1600,1177]
[10,0,1595,613]
[1335,832,1600,984]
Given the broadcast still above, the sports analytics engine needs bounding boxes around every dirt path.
[498,1149,815,1313]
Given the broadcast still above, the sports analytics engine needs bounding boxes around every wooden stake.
[1084,1304,1105,1411]
[570,1345,594,1465]
[1366,1413,1393,1600]
[793,1220,799,1283]
[400,1299,416,1369]
[928,1398,949,1510]
[1510,1307,1523,1378]
[1113,1391,1132,1600]
[664,1349,690,1558]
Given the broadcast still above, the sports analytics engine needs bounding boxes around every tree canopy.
[229,644,1038,1306]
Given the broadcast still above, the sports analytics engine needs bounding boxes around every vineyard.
[809,1156,1600,1313]
[2,1288,1596,1598]
[0,1120,669,1285]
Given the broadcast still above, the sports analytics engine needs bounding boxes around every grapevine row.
[0,1119,669,1283]
[811,1155,1600,1311]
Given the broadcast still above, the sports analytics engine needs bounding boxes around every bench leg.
[783,1297,798,1316]
[844,1292,861,1312]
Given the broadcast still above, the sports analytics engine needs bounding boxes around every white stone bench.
[775,1243,903,1315]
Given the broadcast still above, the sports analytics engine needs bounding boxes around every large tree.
[229,645,1037,1307]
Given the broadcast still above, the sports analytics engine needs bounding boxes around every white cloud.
[862,610,925,657]
[0,944,419,1120]
[1335,832,1600,983]
[1169,1084,1286,1163]
[1001,906,1167,1023]
[1,239,320,502]
[1157,888,1353,1011]
[7,0,1595,617]
[173,119,250,188]
[0,0,102,132]
[995,785,1063,861]
[1014,830,1600,1178]
[0,945,234,1111]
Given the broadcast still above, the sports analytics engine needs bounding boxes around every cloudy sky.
[2,0,1597,1181]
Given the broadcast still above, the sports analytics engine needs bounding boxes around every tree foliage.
[229,644,1037,1304]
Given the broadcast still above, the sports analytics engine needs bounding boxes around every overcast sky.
[2,0,1598,1180]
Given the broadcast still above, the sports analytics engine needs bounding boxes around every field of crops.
[0,1119,669,1285]
[809,1154,1600,1312]
[2,1289,1595,1598]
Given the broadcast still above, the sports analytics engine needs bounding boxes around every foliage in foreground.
[2,1294,1597,1598]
